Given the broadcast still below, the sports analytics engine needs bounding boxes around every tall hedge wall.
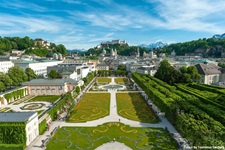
[0,144,25,150]
[39,119,47,135]
[4,88,27,103]
[0,122,26,144]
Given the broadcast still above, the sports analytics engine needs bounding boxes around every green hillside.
[0,36,66,56]
[157,38,225,57]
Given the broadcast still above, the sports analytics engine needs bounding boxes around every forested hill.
[0,36,66,56]
[85,44,148,56]
[157,38,225,57]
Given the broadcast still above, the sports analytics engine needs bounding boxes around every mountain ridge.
[139,41,169,50]
[212,33,225,40]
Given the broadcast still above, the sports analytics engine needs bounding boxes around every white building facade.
[14,60,63,77]
[0,60,14,73]
[0,112,39,146]
[26,112,39,146]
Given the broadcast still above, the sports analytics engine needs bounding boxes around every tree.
[7,66,28,85]
[0,81,6,91]
[0,73,12,88]
[187,66,201,82]
[218,63,225,68]
[75,86,80,94]
[25,68,37,81]
[154,59,182,85]
[117,64,126,70]
[56,44,67,56]
[48,70,59,79]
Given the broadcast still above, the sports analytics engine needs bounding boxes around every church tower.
[136,47,140,58]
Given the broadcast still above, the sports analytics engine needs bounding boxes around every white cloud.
[0,14,70,35]
[62,0,84,5]
[105,32,114,37]
[1,0,47,12]
[52,35,84,43]
[144,0,225,33]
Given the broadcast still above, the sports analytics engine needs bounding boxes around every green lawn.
[116,93,159,123]
[28,95,61,103]
[97,77,111,83]
[69,93,110,122]
[46,122,177,150]
[115,78,128,84]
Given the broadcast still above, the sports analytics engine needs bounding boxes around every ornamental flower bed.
[96,78,111,83]
[115,78,128,84]
[69,93,110,122]
[20,103,45,110]
[116,93,159,123]
[46,122,177,150]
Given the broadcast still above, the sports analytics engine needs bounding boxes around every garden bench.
[50,126,59,136]
[41,138,50,148]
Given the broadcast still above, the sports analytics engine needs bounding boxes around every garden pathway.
[26,77,190,150]
[95,141,132,150]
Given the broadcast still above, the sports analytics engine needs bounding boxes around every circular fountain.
[98,84,126,90]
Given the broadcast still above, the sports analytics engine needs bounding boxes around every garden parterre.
[114,78,128,84]
[28,95,61,103]
[46,122,177,150]
[69,93,110,122]
[116,93,159,123]
[96,77,111,83]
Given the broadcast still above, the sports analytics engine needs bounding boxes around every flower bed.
[28,95,61,103]
[20,103,45,110]
[96,78,111,83]
[68,93,110,122]
[115,78,128,84]
[116,93,159,123]
[46,122,177,150]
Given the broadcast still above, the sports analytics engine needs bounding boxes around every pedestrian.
[47,125,50,131]
[119,119,120,122]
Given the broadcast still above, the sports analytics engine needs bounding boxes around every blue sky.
[1,0,225,49]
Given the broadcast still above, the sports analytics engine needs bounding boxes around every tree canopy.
[0,36,67,57]
[48,70,59,79]
[25,68,37,81]
[85,45,148,56]
[7,66,28,86]
[157,38,225,57]
[154,59,201,85]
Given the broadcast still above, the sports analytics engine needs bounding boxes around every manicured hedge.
[47,93,74,120]
[39,119,47,135]
[0,122,26,144]
[176,84,224,110]
[132,73,225,146]
[0,144,25,150]
[4,88,27,103]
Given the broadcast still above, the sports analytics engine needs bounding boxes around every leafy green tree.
[117,64,126,70]
[25,68,37,81]
[0,81,6,91]
[0,73,12,88]
[187,66,201,81]
[56,44,67,56]
[75,86,80,94]
[25,48,49,57]
[154,59,182,85]
[7,66,27,85]
[178,66,201,83]
[48,70,59,79]
[180,66,187,74]
[218,63,225,68]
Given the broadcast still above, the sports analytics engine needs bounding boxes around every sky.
[1,0,225,50]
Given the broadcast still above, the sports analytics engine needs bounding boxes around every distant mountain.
[66,49,87,53]
[212,33,225,40]
[139,41,169,50]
